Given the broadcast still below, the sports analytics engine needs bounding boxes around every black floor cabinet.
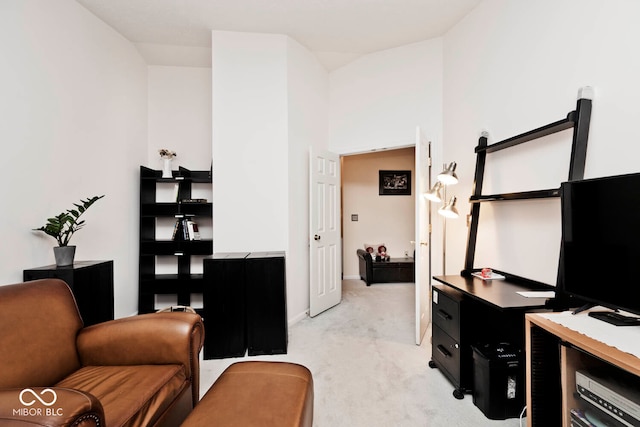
[203,251,287,359]
[24,260,114,327]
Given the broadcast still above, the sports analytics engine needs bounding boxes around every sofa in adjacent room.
[357,248,415,286]
[0,278,204,427]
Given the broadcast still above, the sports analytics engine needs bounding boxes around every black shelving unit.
[430,92,593,401]
[138,166,213,314]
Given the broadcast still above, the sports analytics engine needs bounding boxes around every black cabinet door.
[245,252,287,356]
[202,253,249,359]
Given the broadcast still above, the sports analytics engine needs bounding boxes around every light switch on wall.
[351,214,358,221]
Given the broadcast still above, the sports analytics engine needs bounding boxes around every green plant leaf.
[33,195,105,246]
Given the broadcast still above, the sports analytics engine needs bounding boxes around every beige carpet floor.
[199,279,525,426]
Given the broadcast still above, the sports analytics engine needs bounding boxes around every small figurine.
[365,246,377,261]
[378,245,389,261]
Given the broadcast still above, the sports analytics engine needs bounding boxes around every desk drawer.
[432,324,461,389]
[432,284,462,340]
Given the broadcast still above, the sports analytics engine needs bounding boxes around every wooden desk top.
[526,313,640,377]
[433,274,553,310]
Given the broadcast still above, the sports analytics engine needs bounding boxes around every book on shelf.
[172,183,180,203]
[180,198,207,203]
[171,218,181,241]
[171,217,201,241]
[182,218,190,240]
[171,218,185,241]
[186,218,201,241]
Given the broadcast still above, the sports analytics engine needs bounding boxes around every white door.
[309,149,342,317]
[415,127,431,344]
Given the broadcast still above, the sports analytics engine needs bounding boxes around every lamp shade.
[423,182,443,202]
[438,196,459,218]
[437,162,458,185]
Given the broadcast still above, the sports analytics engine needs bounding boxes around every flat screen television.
[561,172,640,325]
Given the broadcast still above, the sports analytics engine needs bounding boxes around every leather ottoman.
[181,361,313,427]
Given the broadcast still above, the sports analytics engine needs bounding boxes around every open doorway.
[341,147,416,280]
[313,139,431,345]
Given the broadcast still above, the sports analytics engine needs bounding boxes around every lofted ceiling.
[76,0,481,70]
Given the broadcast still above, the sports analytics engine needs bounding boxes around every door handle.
[420,241,428,246]
[314,234,321,241]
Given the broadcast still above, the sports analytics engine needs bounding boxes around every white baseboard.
[288,310,309,326]
[343,274,360,280]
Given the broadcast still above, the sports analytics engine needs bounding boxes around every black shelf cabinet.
[138,166,213,314]
[24,260,114,327]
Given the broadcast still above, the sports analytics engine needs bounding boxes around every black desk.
[430,274,553,400]
[23,260,114,327]
[434,274,552,310]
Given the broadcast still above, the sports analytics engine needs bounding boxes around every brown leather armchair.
[0,278,204,427]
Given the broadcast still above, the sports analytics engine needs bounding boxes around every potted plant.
[34,195,105,266]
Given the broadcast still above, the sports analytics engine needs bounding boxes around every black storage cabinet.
[202,251,288,359]
[24,260,114,327]
[471,343,524,420]
[202,252,249,359]
[245,252,288,356]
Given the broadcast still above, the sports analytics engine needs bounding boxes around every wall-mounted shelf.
[463,95,592,277]
[474,114,576,154]
[469,188,561,203]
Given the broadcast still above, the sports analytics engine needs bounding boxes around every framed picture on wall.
[379,170,411,195]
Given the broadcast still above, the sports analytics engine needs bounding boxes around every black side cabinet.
[246,252,288,356]
[202,251,288,359]
[202,252,249,359]
[23,260,114,327]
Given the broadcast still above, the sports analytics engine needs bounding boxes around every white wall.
[329,38,443,156]
[0,0,147,317]
[147,66,212,171]
[287,39,330,322]
[211,31,289,253]
[211,31,329,322]
[328,37,444,275]
[11,0,635,321]
[342,148,416,278]
[443,0,640,284]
